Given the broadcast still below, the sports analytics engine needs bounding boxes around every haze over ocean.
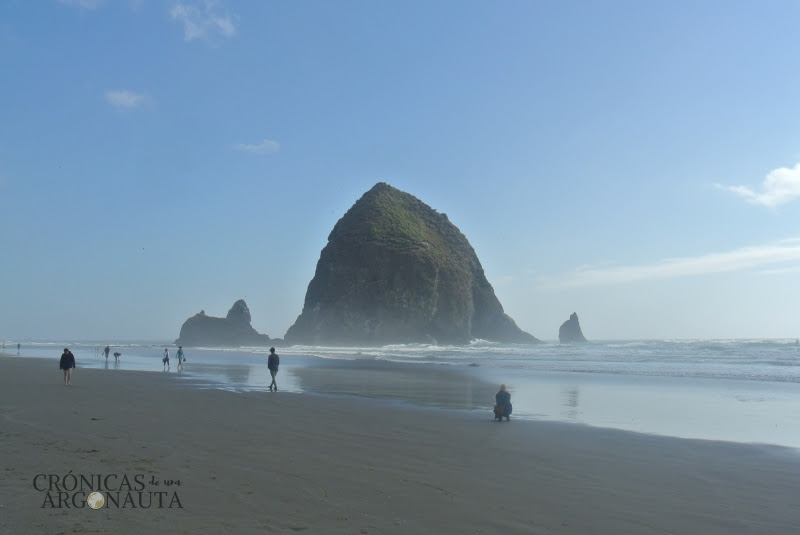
[2,2,800,342]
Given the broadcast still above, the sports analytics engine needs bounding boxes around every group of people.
[162,346,186,371]
[157,346,279,388]
[56,344,282,390]
[102,345,121,362]
[58,344,509,420]
[1,342,21,354]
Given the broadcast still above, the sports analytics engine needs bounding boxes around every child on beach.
[176,346,185,372]
[163,348,170,371]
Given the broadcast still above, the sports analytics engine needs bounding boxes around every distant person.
[162,348,170,371]
[17,343,21,355]
[267,347,279,391]
[176,346,185,372]
[103,345,110,360]
[494,384,512,421]
[113,352,121,362]
[60,347,76,386]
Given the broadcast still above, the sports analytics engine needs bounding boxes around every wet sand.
[1,355,798,534]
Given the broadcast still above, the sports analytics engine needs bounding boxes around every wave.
[16,338,800,384]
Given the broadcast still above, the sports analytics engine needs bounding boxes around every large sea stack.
[284,183,539,346]
[175,299,271,347]
[558,312,587,344]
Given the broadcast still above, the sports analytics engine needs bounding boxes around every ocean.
[13,338,800,449]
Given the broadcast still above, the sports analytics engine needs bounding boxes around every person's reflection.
[562,385,579,420]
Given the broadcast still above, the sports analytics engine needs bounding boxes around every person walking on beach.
[103,345,110,360]
[176,346,185,372]
[162,348,170,371]
[267,347,279,391]
[17,343,20,355]
[60,347,76,386]
[494,384,512,421]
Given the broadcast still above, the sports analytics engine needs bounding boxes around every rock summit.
[558,312,587,344]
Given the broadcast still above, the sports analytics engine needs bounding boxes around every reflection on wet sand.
[293,360,498,411]
[562,385,579,420]
[175,362,304,393]
[180,363,262,390]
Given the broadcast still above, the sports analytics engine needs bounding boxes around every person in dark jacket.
[267,347,280,391]
[59,348,76,386]
[494,384,512,421]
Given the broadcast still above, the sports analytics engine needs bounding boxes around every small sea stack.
[175,299,271,347]
[558,312,587,344]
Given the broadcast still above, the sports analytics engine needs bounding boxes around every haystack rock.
[175,299,271,347]
[284,182,539,346]
[559,312,587,344]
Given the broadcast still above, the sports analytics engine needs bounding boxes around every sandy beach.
[1,355,799,534]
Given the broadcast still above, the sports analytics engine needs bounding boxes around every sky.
[2,0,800,342]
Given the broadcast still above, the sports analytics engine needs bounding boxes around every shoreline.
[2,355,800,534]
[6,348,800,449]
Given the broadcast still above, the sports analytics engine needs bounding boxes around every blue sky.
[2,0,800,342]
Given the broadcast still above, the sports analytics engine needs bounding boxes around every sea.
[11,338,800,449]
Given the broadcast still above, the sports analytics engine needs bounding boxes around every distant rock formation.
[175,300,271,347]
[559,312,587,344]
[284,182,539,346]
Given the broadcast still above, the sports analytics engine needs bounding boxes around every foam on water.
[18,338,800,381]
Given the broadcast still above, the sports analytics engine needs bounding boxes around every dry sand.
[1,355,798,534]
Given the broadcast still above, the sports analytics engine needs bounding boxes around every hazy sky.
[2,0,800,342]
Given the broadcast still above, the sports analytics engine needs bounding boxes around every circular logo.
[87,491,105,510]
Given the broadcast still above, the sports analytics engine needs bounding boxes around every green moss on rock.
[284,183,539,346]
